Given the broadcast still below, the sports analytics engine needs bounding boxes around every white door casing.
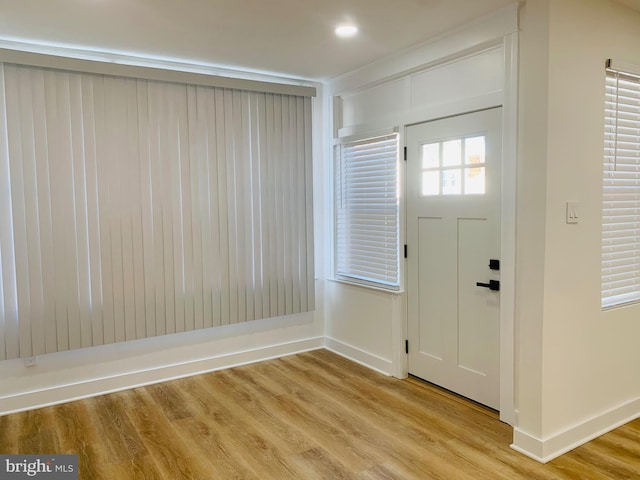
[406,108,502,410]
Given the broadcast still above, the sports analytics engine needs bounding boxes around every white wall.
[339,46,505,133]
[513,0,640,462]
[324,282,399,374]
[513,0,550,445]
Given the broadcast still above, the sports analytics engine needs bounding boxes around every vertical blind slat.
[257,93,270,319]
[0,64,12,361]
[249,93,263,320]
[6,65,32,358]
[202,87,219,329]
[296,97,305,313]
[305,99,315,310]
[274,96,285,316]
[122,78,137,342]
[17,66,40,357]
[186,85,203,332]
[265,95,278,318]
[0,64,19,360]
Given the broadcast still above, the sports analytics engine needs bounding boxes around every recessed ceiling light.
[335,24,358,38]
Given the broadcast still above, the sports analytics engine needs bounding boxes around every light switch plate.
[566,201,579,224]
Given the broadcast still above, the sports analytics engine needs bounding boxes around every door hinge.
[403,146,407,161]
[405,339,409,354]
[404,244,408,258]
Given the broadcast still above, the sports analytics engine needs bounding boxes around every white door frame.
[395,33,518,426]
[497,32,518,426]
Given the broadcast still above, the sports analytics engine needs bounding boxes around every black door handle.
[476,280,500,291]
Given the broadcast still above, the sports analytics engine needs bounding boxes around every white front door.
[406,108,502,410]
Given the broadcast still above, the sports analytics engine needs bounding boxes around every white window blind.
[0,61,314,361]
[335,133,400,290]
[602,61,640,309]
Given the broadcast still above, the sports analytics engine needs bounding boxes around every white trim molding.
[329,3,519,96]
[0,308,325,416]
[511,396,640,463]
[324,337,394,376]
[0,336,324,416]
[498,30,519,427]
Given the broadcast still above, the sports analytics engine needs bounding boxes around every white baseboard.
[511,396,640,463]
[0,337,324,416]
[324,337,393,376]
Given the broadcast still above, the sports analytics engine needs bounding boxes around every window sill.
[327,278,404,295]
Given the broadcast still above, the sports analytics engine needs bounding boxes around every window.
[0,59,315,360]
[602,60,640,309]
[421,135,486,196]
[335,133,400,290]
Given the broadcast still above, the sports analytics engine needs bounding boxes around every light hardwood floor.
[1,349,638,479]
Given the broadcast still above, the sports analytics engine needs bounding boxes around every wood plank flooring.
[1,349,638,479]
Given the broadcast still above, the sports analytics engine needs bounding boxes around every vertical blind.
[0,62,314,361]
[602,62,640,308]
[335,133,400,289]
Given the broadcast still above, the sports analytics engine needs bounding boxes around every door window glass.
[420,135,486,196]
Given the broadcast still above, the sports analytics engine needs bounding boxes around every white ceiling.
[0,0,518,80]
[3,0,640,81]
